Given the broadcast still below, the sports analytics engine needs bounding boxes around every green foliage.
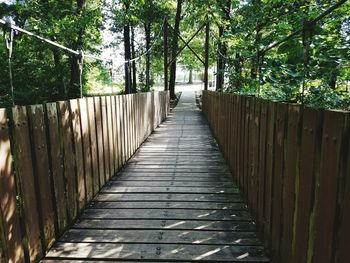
[208,0,350,110]
[0,0,105,107]
[0,0,349,110]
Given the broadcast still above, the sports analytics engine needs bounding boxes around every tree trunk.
[52,49,66,100]
[131,25,137,93]
[69,0,85,98]
[216,26,225,91]
[123,1,132,94]
[188,69,193,84]
[329,69,337,90]
[216,0,230,91]
[234,53,243,90]
[169,0,183,99]
[145,23,151,91]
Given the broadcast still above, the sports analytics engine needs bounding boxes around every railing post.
[204,20,210,90]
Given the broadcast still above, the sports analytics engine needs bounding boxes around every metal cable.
[0,18,112,63]
[210,31,232,60]
[261,0,348,54]
[3,19,15,105]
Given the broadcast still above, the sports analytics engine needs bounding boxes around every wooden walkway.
[42,90,269,262]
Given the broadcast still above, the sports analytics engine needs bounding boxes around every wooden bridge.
[42,90,269,262]
[0,88,349,263]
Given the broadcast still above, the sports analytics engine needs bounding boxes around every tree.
[169,0,183,99]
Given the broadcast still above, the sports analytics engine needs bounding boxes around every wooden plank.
[70,99,86,211]
[60,229,261,245]
[101,185,238,194]
[79,98,93,202]
[127,94,132,159]
[94,193,240,202]
[27,105,56,249]
[87,98,100,196]
[107,180,234,187]
[312,111,346,263]
[111,96,118,172]
[251,99,260,215]
[91,201,245,210]
[94,97,105,188]
[81,208,251,221]
[130,94,135,154]
[74,218,256,232]
[237,96,244,192]
[58,101,77,222]
[335,116,350,263]
[118,95,125,166]
[12,106,42,262]
[46,242,269,262]
[257,100,267,232]
[280,104,301,261]
[113,176,232,182]
[270,103,287,263]
[150,92,155,134]
[115,96,122,170]
[101,96,111,180]
[263,101,276,248]
[46,103,67,235]
[0,108,25,262]
[106,96,115,176]
[292,108,322,263]
[122,95,128,162]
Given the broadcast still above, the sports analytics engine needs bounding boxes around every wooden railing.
[202,91,350,263]
[0,91,169,263]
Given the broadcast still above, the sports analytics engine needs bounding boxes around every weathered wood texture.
[44,91,269,262]
[202,90,350,263]
[0,91,169,263]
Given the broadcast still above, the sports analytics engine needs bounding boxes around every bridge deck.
[42,90,269,262]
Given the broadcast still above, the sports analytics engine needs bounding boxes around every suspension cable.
[3,18,15,105]
[261,0,348,54]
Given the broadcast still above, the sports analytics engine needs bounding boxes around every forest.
[0,0,349,110]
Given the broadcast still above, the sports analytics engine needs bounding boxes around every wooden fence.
[202,91,350,263]
[0,91,169,263]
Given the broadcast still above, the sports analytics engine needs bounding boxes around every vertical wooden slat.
[111,96,118,172]
[101,97,110,180]
[70,99,85,211]
[264,101,276,249]
[27,105,55,250]
[117,95,124,167]
[151,92,155,134]
[312,111,346,263]
[247,97,255,207]
[280,104,301,262]
[237,96,243,188]
[46,103,67,235]
[79,98,93,202]
[127,94,132,158]
[252,99,260,216]
[335,115,350,263]
[257,100,268,233]
[0,109,24,263]
[137,93,140,147]
[121,95,127,164]
[87,98,100,195]
[12,106,42,262]
[130,94,135,154]
[243,97,250,197]
[106,96,114,176]
[292,108,322,263]
[58,101,77,223]
[271,103,287,263]
[94,97,105,188]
